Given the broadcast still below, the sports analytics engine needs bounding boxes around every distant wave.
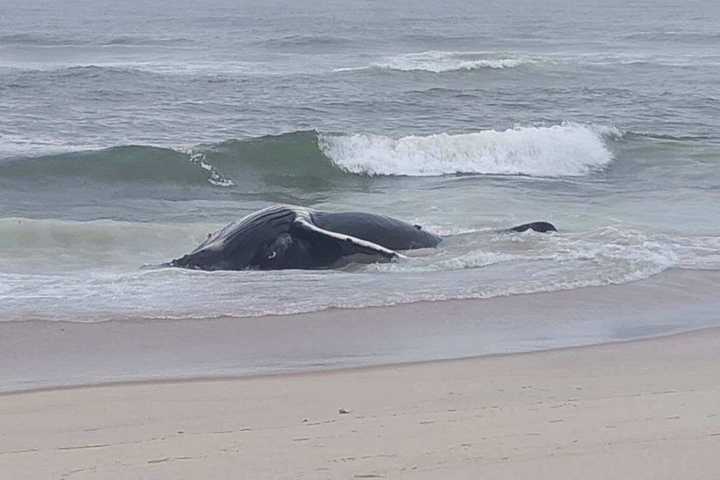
[625,131,712,142]
[2,49,539,77]
[0,33,80,46]
[0,125,621,189]
[621,31,720,42]
[565,52,720,68]
[0,33,191,47]
[333,50,720,73]
[335,51,538,73]
[0,60,265,76]
[102,36,193,46]
[254,34,352,49]
[41,65,154,78]
[319,124,621,177]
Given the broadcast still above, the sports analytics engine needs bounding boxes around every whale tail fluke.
[505,221,557,233]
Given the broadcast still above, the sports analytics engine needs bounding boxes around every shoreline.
[2,268,720,394]
[3,324,719,398]
[2,326,719,478]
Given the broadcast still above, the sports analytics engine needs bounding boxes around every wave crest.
[336,51,537,73]
[319,124,620,177]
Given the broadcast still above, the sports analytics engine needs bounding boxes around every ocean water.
[1,0,719,324]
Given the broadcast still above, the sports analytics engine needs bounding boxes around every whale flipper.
[293,217,403,260]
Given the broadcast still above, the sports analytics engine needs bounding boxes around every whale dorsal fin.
[293,217,404,260]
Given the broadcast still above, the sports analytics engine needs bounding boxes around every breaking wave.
[320,124,620,177]
[0,124,620,189]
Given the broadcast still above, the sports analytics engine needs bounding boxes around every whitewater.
[319,124,619,177]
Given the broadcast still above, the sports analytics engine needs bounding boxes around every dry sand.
[2,327,719,479]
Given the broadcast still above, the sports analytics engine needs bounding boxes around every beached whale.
[170,205,555,270]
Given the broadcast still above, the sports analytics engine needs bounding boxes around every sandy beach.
[2,326,719,479]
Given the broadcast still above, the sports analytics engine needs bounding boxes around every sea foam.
[319,123,620,177]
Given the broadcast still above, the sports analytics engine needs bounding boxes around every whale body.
[170,205,556,271]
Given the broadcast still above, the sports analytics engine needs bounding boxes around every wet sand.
[2,269,720,393]
[2,327,720,479]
